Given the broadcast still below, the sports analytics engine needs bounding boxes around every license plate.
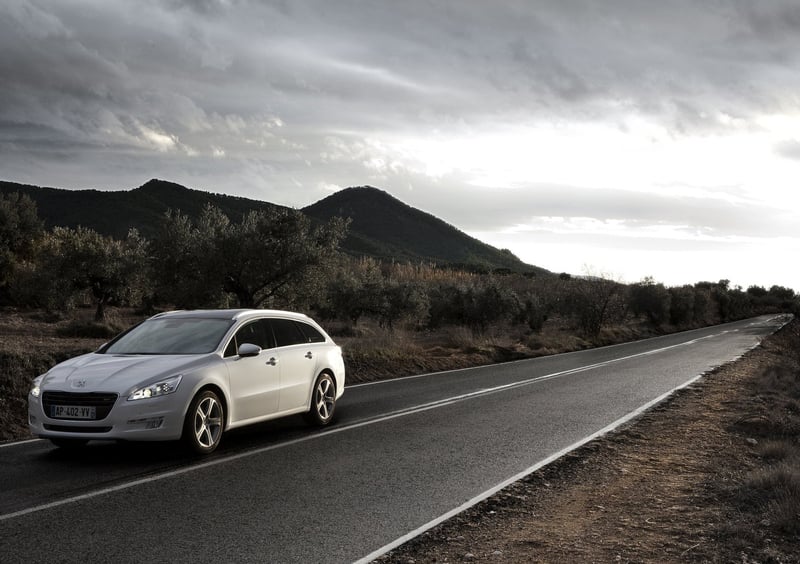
[51,405,96,419]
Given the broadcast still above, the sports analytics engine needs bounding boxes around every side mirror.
[238,343,262,357]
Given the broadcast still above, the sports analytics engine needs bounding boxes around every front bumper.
[28,392,187,442]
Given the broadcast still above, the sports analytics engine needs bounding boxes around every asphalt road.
[0,315,788,563]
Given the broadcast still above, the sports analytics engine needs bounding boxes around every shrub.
[669,285,695,326]
[629,277,671,326]
[741,461,800,534]
[518,295,547,333]
[55,320,124,339]
[0,349,91,442]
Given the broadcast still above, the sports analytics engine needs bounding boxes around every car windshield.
[103,318,234,355]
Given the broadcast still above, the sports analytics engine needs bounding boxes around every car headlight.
[30,375,44,398]
[128,375,183,401]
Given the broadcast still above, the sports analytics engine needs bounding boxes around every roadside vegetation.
[1,190,798,444]
[727,319,800,546]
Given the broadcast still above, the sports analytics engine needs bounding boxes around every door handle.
[305,352,313,359]
[266,357,278,366]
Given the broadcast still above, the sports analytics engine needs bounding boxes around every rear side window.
[269,318,306,347]
[295,322,326,343]
[224,320,275,357]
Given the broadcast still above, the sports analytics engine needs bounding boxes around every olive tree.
[376,279,430,330]
[428,278,519,333]
[629,277,671,326]
[220,208,348,308]
[668,285,696,326]
[150,208,229,308]
[566,273,625,337]
[37,227,149,320]
[0,192,44,303]
[152,205,349,309]
[321,256,385,325]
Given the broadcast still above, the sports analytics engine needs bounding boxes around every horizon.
[1,1,798,292]
[6,176,795,293]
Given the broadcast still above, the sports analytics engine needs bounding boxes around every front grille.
[42,391,119,420]
[44,424,113,433]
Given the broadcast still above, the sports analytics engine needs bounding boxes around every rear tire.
[183,390,225,455]
[304,373,336,426]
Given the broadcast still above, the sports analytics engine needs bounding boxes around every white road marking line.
[6,316,786,527]
[347,330,721,389]
[355,319,795,563]
[0,330,726,523]
[353,371,709,564]
[346,314,786,391]
[0,438,42,449]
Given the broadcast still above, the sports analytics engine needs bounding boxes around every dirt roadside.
[376,319,800,563]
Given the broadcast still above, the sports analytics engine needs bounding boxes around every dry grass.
[4,306,799,559]
[0,307,146,442]
[740,461,800,534]
[3,306,792,445]
[725,326,800,545]
[334,315,630,387]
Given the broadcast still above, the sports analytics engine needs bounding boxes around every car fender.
[179,361,232,427]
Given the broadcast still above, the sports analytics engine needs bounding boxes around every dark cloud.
[1,1,798,287]
[3,0,799,152]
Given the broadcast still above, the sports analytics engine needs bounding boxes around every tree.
[151,207,230,308]
[465,280,520,333]
[566,273,625,337]
[713,280,733,322]
[518,294,547,333]
[692,284,713,324]
[767,285,797,313]
[376,279,430,330]
[668,285,696,326]
[38,227,148,320]
[746,285,768,299]
[0,192,44,303]
[321,257,384,325]
[220,208,348,308]
[629,277,671,326]
[152,205,349,309]
[427,278,520,333]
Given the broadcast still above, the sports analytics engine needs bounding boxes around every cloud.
[1,0,799,288]
[397,179,794,240]
[775,139,800,160]
[4,0,800,157]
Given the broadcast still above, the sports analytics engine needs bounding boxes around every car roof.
[149,309,313,322]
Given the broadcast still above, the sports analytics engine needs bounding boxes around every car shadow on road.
[38,412,338,468]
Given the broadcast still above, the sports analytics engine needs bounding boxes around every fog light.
[29,415,37,424]
[145,417,164,429]
[126,417,164,429]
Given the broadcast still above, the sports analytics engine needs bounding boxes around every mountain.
[0,179,546,273]
[0,179,285,239]
[303,186,543,273]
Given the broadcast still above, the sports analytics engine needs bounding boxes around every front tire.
[305,373,336,426]
[183,390,224,455]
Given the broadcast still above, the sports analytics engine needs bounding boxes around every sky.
[1,0,799,291]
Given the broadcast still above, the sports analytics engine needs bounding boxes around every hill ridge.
[0,179,546,273]
[303,186,538,272]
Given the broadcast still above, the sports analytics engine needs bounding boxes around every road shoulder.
[378,319,800,563]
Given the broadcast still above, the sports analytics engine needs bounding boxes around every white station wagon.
[28,309,345,454]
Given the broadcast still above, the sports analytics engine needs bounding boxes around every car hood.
[40,353,217,393]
